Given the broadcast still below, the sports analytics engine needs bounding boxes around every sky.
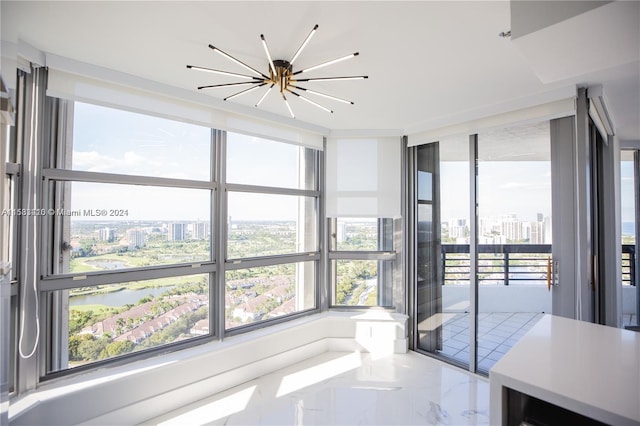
[70,101,633,229]
[70,102,305,221]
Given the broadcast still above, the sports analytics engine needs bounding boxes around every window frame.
[221,131,322,335]
[2,75,20,397]
[327,218,398,308]
[41,99,219,377]
[37,99,324,378]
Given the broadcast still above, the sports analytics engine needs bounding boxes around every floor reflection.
[145,351,490,425]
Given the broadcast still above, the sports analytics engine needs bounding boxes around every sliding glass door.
[415,137,471,368]
[621,150,639,330]
[413,121,553,374]
[475,122,552,373]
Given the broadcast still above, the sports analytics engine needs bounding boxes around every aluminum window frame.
[327,218,398,308]
[8,84,324,386]
[41,99,219,377]
[222,131,322,335]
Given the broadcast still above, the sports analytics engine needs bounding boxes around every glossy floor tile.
[144,351,490,425]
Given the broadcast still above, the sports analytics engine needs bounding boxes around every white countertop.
[490,314,640,426]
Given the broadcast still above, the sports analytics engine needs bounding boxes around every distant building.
[98,227,116,242]
[502,219,523,241]
[530,221,545,244]
[168,223,186,241]
[449,218,467,239]
[126,229,144,250]
[190,319,209,336]
[544,216,553,244]
[190,222,210,240]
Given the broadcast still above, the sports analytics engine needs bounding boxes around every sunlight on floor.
[276,351,362,397]
[155,385,257,426]
[144,351,490,425]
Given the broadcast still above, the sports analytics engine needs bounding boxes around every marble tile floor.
[143,351,490,426]
[437,312,545,373]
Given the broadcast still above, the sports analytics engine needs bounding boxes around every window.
[329,218,396,307]
[1,73,19,396]
[224,132,319,331]
[43,101,216,372]
[38,102,322,375]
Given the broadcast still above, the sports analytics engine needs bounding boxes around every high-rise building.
[126,229,144,250]
[191,222,210,240]
[502,219,523,241]
[449,218,467,239]
[544,216,553,244]
[98,227,116,242]
[168,223,186,241]
[530,221,545,244]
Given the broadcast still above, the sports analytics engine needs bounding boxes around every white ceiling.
[2,1,639,141]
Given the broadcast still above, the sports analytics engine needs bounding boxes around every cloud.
[73,150,162,175]
[72,151,119,173]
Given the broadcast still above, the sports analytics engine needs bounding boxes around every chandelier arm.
[198,81,265,90]
[289,24,319,65]
[294,76,368,82]
[281,93,295,118]
[256,83,275,107]
[288,90,333,113]
[260,35,278,77]
[292,52,359,76]
[291,85,354,105]
[187,65,261,80]
[208,44,270,80]
[224,83,267,101]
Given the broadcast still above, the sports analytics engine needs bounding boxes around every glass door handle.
[547,257,559,291]
[547,257,552,291]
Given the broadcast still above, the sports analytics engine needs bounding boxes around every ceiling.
[2,1,639,141]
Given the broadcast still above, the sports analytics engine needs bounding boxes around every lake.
[69,285,175,307]
[84,259,130,270]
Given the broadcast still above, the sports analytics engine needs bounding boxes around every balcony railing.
[442,244,636,286]
[442,244,551,286]
[622,244,636,286]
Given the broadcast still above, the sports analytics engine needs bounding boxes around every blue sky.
[71,102,304,221]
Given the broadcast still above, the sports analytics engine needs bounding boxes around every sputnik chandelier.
[187,24,368,118]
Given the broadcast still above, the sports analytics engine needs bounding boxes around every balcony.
[431,244,637,371]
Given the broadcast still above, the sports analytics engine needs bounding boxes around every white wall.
[623,286,637,315]
[442,285,552,313]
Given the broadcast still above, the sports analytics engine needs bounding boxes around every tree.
[77,336,109,361]
[101,340,135,358]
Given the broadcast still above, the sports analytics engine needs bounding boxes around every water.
[69,285,175,307]
[85,259,130,270]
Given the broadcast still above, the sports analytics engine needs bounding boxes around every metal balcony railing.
[442,244,550,286]
[622,244,636,286]
[442,244,636,286]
